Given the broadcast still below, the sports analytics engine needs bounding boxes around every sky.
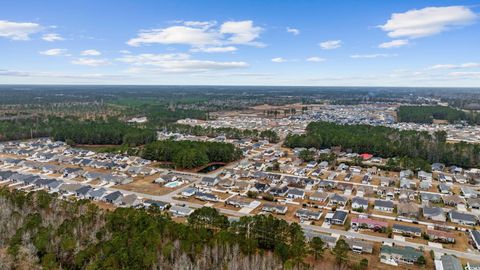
[0,0,480,87]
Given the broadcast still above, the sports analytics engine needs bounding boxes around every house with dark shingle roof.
[380,245,422,265]
[449,211,477,226]
[392,224,422,237]
[374,200,394,213]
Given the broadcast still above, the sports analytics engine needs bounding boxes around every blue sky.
[1,0,479,86]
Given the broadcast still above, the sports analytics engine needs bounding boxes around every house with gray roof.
[380,245,422,265]
[423,206,445,221]
[287,188,305,199]
[87,188,107,200]
[262,203,288,214]
[345,238,373,254]
[169,205,194,216]
[195,192,218,202]
[439,255,462,270]
[329,194,347,206]
[449,211,477,226]
[374,200,395,213]
[295,209,322,220]
[392,224,422,237]
[351,197,369,211]
[103,191,123,204]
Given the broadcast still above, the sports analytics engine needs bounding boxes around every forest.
[52,119,156,146]
[397,105,480,124]
[0,188,358,270]
[165,123,280,143]
[285,121,480,169]
[140,140,243,169]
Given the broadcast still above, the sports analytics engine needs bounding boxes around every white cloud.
[71,58,110,67]
[380,6,477,39]
[42,33,64,42]
[428,62,480,70]
[127,20,263,49]
[117,53,248,73]
[39,48,68,56]
[286,27,300,35]
[0,20,43,40]
[378,39,409,49]
[319,40,341,50]
[190,46,237,53]
[448,71,480,78]
[81,49,102,56]
[271,57,287,63]
[306,57,325,62]
[350,53,397,59]
[119,50,131,54]
[220,20,264,46]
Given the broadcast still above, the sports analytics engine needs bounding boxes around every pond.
[198,164,224,173]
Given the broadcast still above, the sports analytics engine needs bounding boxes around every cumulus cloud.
[42,33,64,42]
[71,58,110,66]
[380,6,477,39]
[378,39,409,49]
[286,27,300,35]
[271,57,288,63]
[190,46,237,53]
[428,62,480,70]
[306,57,325,62]
[350,53,397,59]
[319,40,341,50]
[127,20,264,49]
[117,53,248,73]
[0,20,43,40]
[81,49,102,56]
[39,48,68,56]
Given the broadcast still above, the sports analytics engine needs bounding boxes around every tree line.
[140,140,243,169]
[52,119,156,146]
[285,121,480,168]
[398,105,480,124]
[0,188,362,270]
[165,123,280,143]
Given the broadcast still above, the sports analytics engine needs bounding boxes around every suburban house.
[309,191,329,203]
[195,192,219,202]
[200,177,219,186]
[422,206,446,222]
[439,255,462,270]
[269,185,289,197]
[262,203,288,214]
[287,188,305,200]
[351,217,388,232]
[427,229,455,243]
[181,187,198,197]
[380,245,423,265]
[345,238,373,254]
[329,194,348,206]
[374,200,395,213]
[295,209,322,220]
[449,211,477,226]
[325,210,348,225]
[351,197,369,211]
[397,202,419,219]
[103,191,124,205]
[169,205,194,217]
[143,200,170,210]
[418,170,432,182]
[392,224,422,237]
[470,230,480,250]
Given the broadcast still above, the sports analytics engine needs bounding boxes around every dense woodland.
[140,140,243,169]
[285,122,480,169]
[397,105,480,124]
[51,119,156,146]
[166,124,280,143]
[0,188,356,270]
